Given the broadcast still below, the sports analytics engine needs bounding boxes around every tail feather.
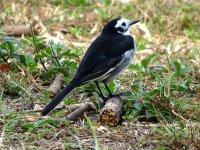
[42,82,77,116]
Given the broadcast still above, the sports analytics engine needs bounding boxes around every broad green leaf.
[190,105,200,109]
[155,147,170,150]
[0,37,21,45]
[145,109,156,117]
[35,42,46,50]
[181,67,192,75]
[0,31,6,36]
[64,99,78,105]
[108,81,116,92]
[60,50,79,58]
[144,102,156,117]
[151,72,163,82]
[25,55,35,63]
[22,122,35,130]
[45,47,53,56]
[181,104,200,109]
[25,55,37,71]
[141,53,157,70]
[23,119,58,130]
[184,78,192,87]
[122,91,133,97]
[14,54,35,65]
[35,119,58,127]
[50,42,64,55]
[41,66,69,78]
[134,102,143,110]
[173,60,181,75]
[129,64,143,72]
[131,82,142,93]
[123,110,141,120]
[0,49,7,55]
[0,42,14,53]
[170,84,188,91]
[136,37,147,51]
[15,54,26,64]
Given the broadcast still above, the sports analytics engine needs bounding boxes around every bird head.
[102,18,140,35]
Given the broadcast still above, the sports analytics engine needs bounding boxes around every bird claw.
[109,91,129,97]
[98,91,130,107]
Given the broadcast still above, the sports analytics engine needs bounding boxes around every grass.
[0,0,200,149]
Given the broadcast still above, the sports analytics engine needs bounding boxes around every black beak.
[129,20,140,26]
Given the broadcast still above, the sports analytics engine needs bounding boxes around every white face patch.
[115,18,131,36]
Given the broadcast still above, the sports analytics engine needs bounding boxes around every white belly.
[96,49,134,83]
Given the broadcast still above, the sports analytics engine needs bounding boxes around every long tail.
[42,82,77,116]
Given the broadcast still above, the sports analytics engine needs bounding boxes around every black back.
[72,22,135,84]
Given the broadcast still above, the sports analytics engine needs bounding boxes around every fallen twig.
[27,105,65,113]
[149,64,164,70]
[100,96,123,126]
[66,102,96,121]
[28,103,80,113]
[48,73,64,97]
[1,25,37,36]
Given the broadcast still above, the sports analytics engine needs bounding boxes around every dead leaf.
[0,63,12,73]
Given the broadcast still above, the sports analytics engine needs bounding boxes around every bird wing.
[72,34,134,84]
[78,55,123,83]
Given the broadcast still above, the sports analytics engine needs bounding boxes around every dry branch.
[29,103,84,114]
[28,105,65,113]
[66,102,96,121]
[1,25,37,36]
[100,96,123,126]
[48,73,64,97]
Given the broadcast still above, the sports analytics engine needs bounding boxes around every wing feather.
[72,33,134,84]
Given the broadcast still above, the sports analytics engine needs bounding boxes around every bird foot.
[109,91,129,97]
[98,91,129,107]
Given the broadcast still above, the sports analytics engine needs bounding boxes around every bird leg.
[103,83,113,97]
[95,82,106,100]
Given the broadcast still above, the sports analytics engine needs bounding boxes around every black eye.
[122,22,126,26]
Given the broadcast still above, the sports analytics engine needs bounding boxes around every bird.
[42,18,140,116]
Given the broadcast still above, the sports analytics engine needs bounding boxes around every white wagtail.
[42,18,140,115]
